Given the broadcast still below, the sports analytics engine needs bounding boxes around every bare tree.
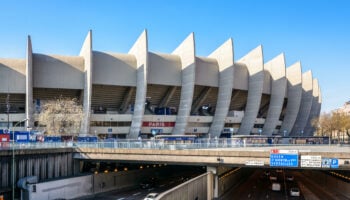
[38,96,84,135]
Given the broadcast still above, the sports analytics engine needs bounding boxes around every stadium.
[0,30,321,139]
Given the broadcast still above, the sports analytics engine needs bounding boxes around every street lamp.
[12,118,28,200]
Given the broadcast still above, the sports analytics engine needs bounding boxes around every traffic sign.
[270,154,298,167]
[301,155,322,168]
[245,160,264,166]
[322,158,332,168]
[331,159,339,168]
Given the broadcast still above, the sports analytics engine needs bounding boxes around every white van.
[271,182,281,191]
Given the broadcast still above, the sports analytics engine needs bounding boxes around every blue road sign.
[331,159,339,168]
[322,158,332,168]
[270,154,299,167]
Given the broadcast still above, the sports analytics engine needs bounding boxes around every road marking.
[133,192,141,196]
[159,184,165,187]
[116,198,125,200]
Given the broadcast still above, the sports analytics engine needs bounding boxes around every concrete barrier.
[24,168,157,200]
[25,175,93,200]
[157,172,212,200]
[303,170,350,199]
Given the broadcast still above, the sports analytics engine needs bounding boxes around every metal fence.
[0,138,344,151]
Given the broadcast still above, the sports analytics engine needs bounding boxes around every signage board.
[245,160,264,166]
[300,155,322,168]
[331,159,339,168]
[270,149,299,167]
[322,158,332,168]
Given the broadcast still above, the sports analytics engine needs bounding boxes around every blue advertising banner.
[270,154,299,167]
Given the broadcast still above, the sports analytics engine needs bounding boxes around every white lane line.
[116,198,125,200]
[133,192,141,196]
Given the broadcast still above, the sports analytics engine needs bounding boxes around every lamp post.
[12,118,28,200]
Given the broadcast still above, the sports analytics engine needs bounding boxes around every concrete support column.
[2,161,9,187]
[62,154,68,177]
[79,30,93,135]
[291,71,313,136]
[207,166,218,199]
[47,156,54,179]
[237,46,264,135]
[191,87,212,114]
[209,38,234,137]
[34,157,40,178]
[262,54,286,135]
[40,157,46,180]
[304,79,320,136]
[26,158,33,176]
[128,30,148,138]
[67,153,72,176]
[172,33,196,135]
[73,160,82,176]
[54,155,60,178]
[119,87,136,114]
[18,159,25,179]
[280,62,302,136]
[26,35,34,129]
[159,86,177,108]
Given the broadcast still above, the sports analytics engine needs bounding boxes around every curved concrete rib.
[128,30,148,138]
[291,70,313,136]
[304,79,319,136]
[79,30,93,135]
[208,38,234,137]
[262,54,286,136]
[26,35,34,130]
[237,46,264,135]
[172,33,196,135]
[279,62,302,136]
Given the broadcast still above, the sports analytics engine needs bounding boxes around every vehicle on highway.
[276,168,283,173]
[264,170,270,176]
[140,178,157,189]
[286,175,294,181]
[144,193,159,200]
[271,182,281,191]
[269,174,278,181]
[290,187,300,196]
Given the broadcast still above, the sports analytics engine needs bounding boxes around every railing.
[0,138,347,151]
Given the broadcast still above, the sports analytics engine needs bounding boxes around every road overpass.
[1,143,350,199]
[73,144,350,169]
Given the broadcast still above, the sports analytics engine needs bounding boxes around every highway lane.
[74,167,201,200]
[224,169,303,200]
[223,168,350,200]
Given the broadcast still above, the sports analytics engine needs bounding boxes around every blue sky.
[1,0,349,112]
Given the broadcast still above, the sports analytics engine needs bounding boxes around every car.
[271,182,281,191]
[144,193,159,200]
[290,187,300,196]
[286,175,294,181]
[276,168,283,173]
[264,170,270,176]
[269,174,278,181]
[140,178,156,189]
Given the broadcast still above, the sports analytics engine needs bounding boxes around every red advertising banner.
[142,122,175,127]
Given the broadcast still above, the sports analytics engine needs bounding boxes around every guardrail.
[0,139,347,150]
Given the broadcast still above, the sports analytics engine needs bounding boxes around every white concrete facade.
[0,31,321,138]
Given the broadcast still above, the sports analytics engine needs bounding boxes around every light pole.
[12,118,28,200]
